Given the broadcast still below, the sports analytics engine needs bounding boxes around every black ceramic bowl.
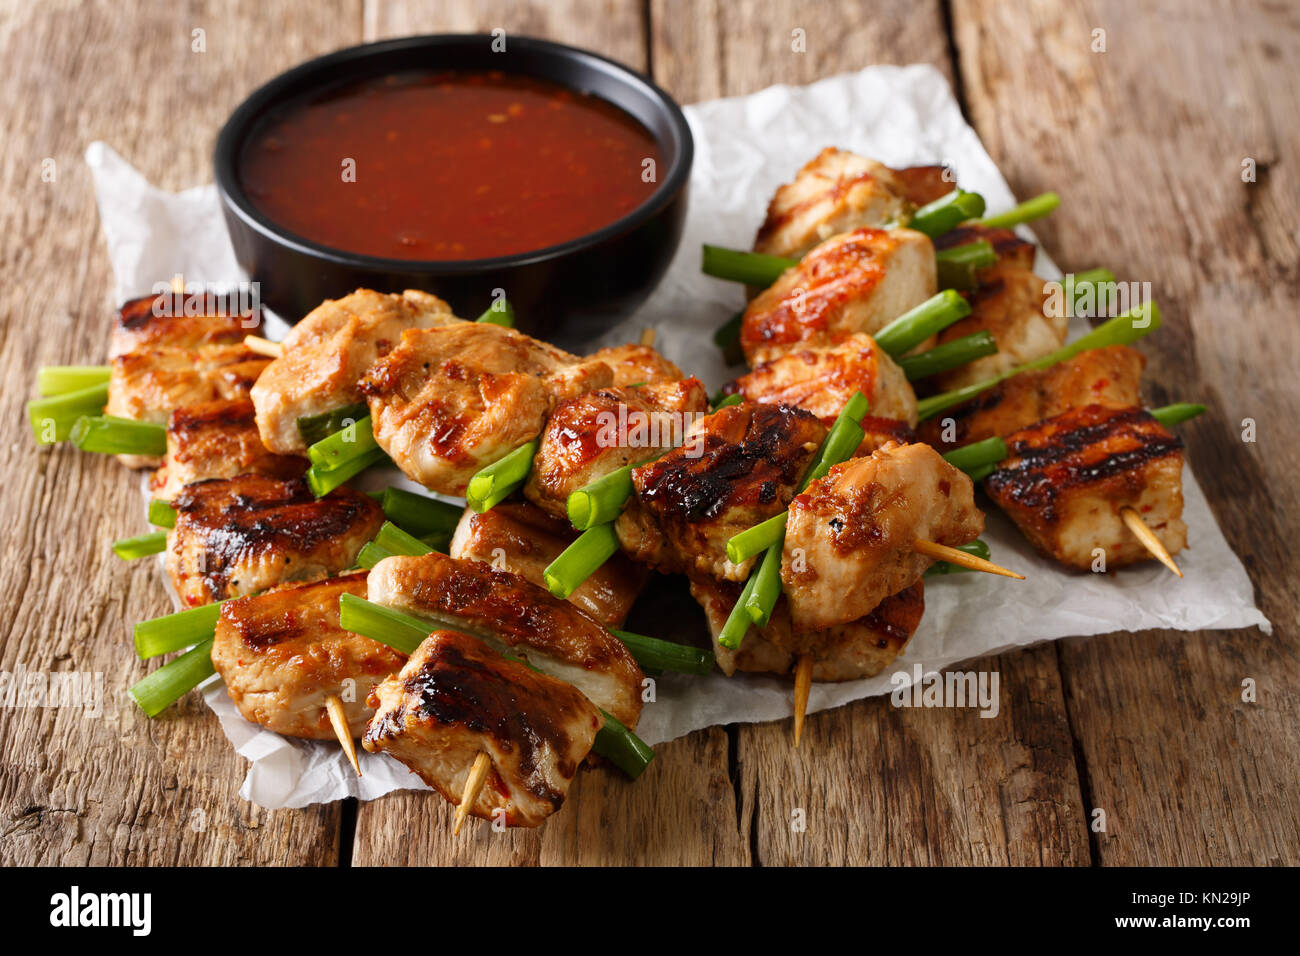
[214,34,692,344]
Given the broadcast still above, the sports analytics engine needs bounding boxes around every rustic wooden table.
[1,0,1296,867]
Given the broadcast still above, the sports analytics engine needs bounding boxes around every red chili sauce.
[238,70,663,261]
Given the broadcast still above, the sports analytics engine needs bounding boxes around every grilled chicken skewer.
[210,572,406,772]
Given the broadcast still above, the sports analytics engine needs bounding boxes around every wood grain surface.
[0,0,1293,866]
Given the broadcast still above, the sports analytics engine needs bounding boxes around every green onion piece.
[112,530,168,560]
[70,415,167,456]
[148,499,177,528]
[742,544,783,626]
[27,382,109,444]
[713,309,745,365]
[129,638,215,717]
[874,290,973,358]
[296,402,369,446]
[356,521,435,570]
[134,603,222,659]
[339,593,653,778]
[38,365,111,396]
[908,189,987,237]
[936,239,997,290]
[381,487,461,538]
[717,571,760,650]
[610,629,714,676]
[964,462,997,483]
[306,446,387,497]
[977,192,1060,230]
[466,439,538,513]
[543,524,619,599]
[712,393,744,411]
[924,539,993,576]
[1150,403,1207,428]
[593,711,655,779]
[568,466,635,531]
[726,512,788,566]
[898,331,998,381]
[918,301,1162,421]
[307,415,378,470]
[476,297,516,327]
[701,244,798,287]
[942,436,1008,475]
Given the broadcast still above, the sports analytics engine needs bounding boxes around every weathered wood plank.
[952,0,1300,864]
[651,0,1092,866]
[0,0,363,866]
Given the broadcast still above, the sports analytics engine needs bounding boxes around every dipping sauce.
[239,70,664,261]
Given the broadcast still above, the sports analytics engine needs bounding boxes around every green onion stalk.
[297,402,368,447]
[38,365,111,396]
[475,297,516,327]
[873,290,972,358]
[27,382,109,443]
[908,189,987,238]
[917,301,1163,421]
[466,439,539,513]
[935,239,997,291]
[897,331,998,381]
[976,192,1060,230]
[71,415,167,456]
[112,530,168,560]
[305,446,388,497]
[337,594,657,778]
[128,638,216,717]
[148,499,177,528]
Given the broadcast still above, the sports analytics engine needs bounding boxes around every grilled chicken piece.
[364,630,603,828]
[166,475,384,607]
[726,333,917,427]
[359,323,614,496]
[105,344,270,468]
[109,291,261,359]
[617,402,826,581]
[366,553,643,728]
[741,227,936,366]
[917,345,1146,451]
[211,572,406,740]
[524,377,709,520]
[691,577,924,681]
[984,404,1186,570]
[251,289,457,455]
[854,415,919,457]
[931,231,1065,391]
[782,442,983,630]
[449,502,646,628]
[150,399,306,501]
[754,147,952,260]
[588,344,684,387]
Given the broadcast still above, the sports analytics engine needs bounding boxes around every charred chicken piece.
[917,345,1146,452]
[726,333,917,427]
[365,552,644,728]
[166,475,384,607]
[363,630,603,828]
[984,404,1186,570]
[691,577,925,681]
[782,442,983,631]
[740,227,937,366]
[524,378,709,521]
[150,399,306,501]
[616,402,826,581]
[358,323,613,496]
[251,288,458,455]
[754,147,952,260]
[211,572,405,739]
[449,502,646,628]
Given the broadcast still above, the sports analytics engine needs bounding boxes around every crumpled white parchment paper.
[87,64,1269,808]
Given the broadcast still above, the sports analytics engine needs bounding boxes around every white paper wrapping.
[87,64,1269,809]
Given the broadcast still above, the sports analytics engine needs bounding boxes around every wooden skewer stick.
[913,539,1026,579]
[638,327,657,347]
[792,654,814,746]
[454,752,493,835]
[324,694,362,777]
[1119,506,1183,577]
[244,335,283,359]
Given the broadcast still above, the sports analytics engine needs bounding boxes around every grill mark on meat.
[986,407,1183,522]
[639,404,820,521]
